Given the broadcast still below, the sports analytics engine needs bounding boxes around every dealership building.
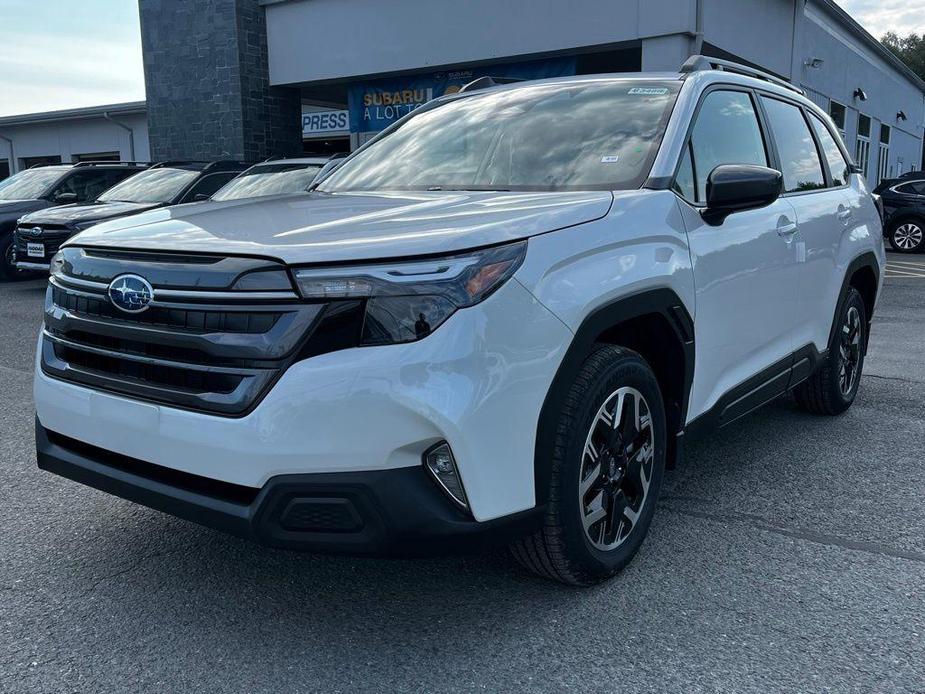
[1,0,924,189]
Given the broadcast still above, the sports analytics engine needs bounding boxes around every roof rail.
[680,55,805,96]
[149,160,210,169]
[27,162,65,169]
[203,160,250,173]
[459,76,525,94]
[72,160,150,168]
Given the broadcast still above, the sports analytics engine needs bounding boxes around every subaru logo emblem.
[108,274,154,314]
[30,227,43,237]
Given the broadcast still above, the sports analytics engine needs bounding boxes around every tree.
[882,32,925,82]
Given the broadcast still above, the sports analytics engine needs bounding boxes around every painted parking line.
[884,256,925,279]
[885,266,925,279]
[886,265,925,273]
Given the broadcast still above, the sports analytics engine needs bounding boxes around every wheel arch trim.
[830,251,880,354]
[533,288,695,504]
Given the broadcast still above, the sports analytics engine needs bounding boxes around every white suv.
[34,57,884,585]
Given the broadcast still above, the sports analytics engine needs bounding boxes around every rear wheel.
[794,287,867,416]
[511,345,666,586]
[888,218,925,253]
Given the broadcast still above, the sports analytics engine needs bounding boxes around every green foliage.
[882,32,925,81]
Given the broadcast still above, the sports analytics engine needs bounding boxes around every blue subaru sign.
[347,57,577,133]
[108,274,154,314]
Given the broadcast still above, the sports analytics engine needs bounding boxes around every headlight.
[293,241,526,345]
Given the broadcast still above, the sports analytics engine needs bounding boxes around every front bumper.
[35,278,573,522]
[13,228,70,267]
[36,421,543,555]
[14,260,51,271]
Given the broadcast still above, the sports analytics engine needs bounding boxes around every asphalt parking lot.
[1,253,924,694]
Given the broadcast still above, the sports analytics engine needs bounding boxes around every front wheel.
[794,287,867,416]
[888,219,925,253]
[511,345,666,586]
[0,236,21,281]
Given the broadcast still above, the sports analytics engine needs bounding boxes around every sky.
[835,0,925,37]
[1,0,925,118]
[0,0,145,117]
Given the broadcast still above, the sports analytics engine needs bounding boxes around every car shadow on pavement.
[57,394,814,623]
[22,378,921,692]
[48,380,908,645]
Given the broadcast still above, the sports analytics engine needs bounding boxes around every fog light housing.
[424,442,469,511]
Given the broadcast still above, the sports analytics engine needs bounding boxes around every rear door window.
[897,181,925,196]
[760,97,825,193]
[808,114,850,187]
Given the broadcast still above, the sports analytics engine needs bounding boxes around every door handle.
[776,221,798,238]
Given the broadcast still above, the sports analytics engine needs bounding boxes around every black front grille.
[15,228,72,262]
[56,329,230,368]
[50,285,281,334]
[19,223,70,232]
[41,247,370,415]
[40,248,334,416]
[52,340,244,394]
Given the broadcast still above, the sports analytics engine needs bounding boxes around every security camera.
[853,88,868,102]
[804,58,824,69]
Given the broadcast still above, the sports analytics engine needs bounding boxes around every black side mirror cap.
[702,164,783,225]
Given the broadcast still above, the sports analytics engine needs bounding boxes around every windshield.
[212,163,322,201]
[319,80,681,193]
[97,168,199,204]
[0,167,67,200]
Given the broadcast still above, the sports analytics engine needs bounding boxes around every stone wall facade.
[139,0,302,161]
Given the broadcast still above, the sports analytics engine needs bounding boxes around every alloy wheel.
[893,223,923,251]
[579,386,654,551]
[838,305,862,396]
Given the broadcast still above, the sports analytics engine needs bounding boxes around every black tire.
[794,287,867,416]
[887,217,925,253]
[511,345,667,586]
[0,236,20,282]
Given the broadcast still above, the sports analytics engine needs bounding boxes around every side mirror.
[54,192,78,204]
[703,164,782,225]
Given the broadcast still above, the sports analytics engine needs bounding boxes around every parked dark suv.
[13,161,249,271]
[0,162,146,279]
[873,174,925,253]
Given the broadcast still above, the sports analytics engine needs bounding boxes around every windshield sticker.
[600,155,621,164]
[628,87,669,96]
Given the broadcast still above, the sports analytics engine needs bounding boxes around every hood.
[67,190,614,264]
[0,199,51,225]
[19,200,160,227]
